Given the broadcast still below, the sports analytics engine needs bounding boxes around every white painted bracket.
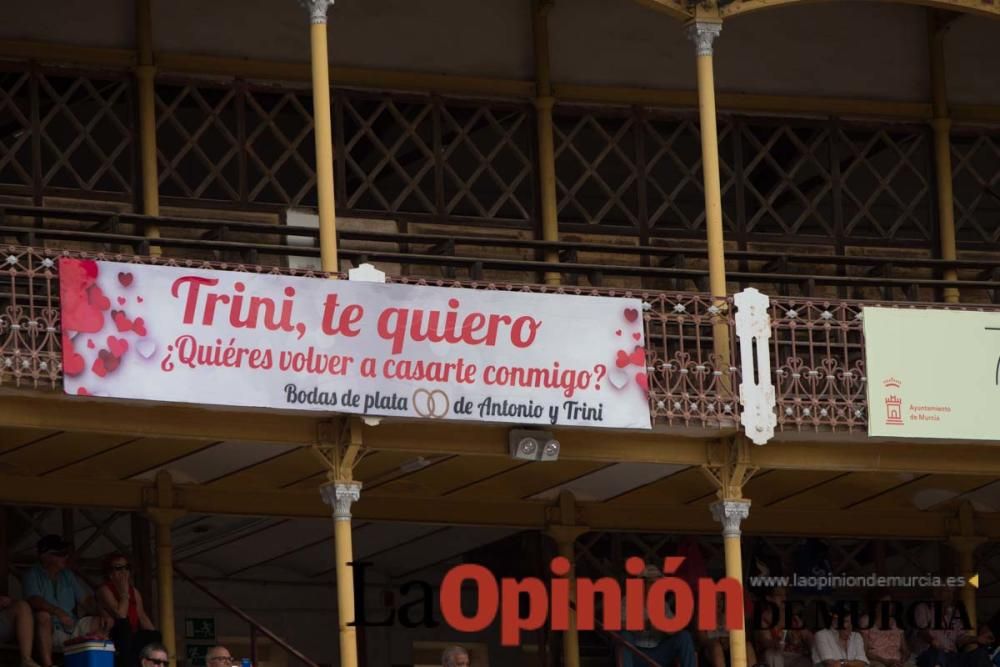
[733,288,776,445]
[348,263,386,283]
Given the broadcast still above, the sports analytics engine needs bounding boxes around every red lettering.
[171,276,219,325]
[698,578,744,632]
[377,307,409,354]
[440,565,498,633]
[576,577,622,631]
[511,315,542,347]
[646,566,694,633]
[624,557,646,631]
[500,577,548,646]
[322,294,364,337]
[549,557,571,632]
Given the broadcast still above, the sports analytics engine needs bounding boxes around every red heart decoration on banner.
[132,317,147,337]
[632,332,641,341]
[107,336,129,358]
[629,346,645,367]
[92,350,120,377]
[624,308,638,323]
[635,372,649,392]
[112,310,130,332]
[117,296,126,306]
[86,339,95,350]
[76,387,90,396]
[118,272,133,287]
[87,284,110,311]
[137,296,143,303]
[60,259,107,334]
[616,350,630,369]
[62,333,85,376]
[615,329,622,336]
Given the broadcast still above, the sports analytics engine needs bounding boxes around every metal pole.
[136,0,161,252]
[712,499,751,667]
[304,0,339,275]
[687,18,732,376]
[321,481,362,667]
[532,0,560,286]
[928,10,959,303]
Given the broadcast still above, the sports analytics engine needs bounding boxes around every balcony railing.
[8,204,1000,435]
[4,205,1000,302]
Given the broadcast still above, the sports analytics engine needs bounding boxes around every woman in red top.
[97,554,160,667]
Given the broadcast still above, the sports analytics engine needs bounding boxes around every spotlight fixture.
[509,429,560,462]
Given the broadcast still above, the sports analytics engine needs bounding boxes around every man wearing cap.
[620,564,697,667]
[23,535,104,667]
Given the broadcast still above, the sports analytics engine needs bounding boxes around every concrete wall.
[0,0,997,104]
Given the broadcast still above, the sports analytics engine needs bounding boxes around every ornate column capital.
[299,0,333,24]
[320,480,362,520]
[710,498,750,538]
[686,20,722,57]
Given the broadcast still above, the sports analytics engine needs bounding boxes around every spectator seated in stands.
[699,595,758,667]
[913,588,964,667]
[620,564,697,667]
[139,643,169,667]
[96,553,160,667]
[861,593,912,667]
[812,611,869,667]
[23,535,107,667]
[441,646,470,667]
[0,594,40,667]
[954,625,998,667]
[756,587,813,667]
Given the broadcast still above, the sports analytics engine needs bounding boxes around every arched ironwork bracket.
[702,436,758,501]
[313,416,368,482]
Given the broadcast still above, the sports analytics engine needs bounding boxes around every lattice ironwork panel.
[440,101,533,224]
[37,72,133,198]
[156,80,240,202]
[952,129,1000,246]
[340,93,436,216]
[644,115,738,235]
[740,120,835,239]
[0,69,33,193]
[554,108,640,232]
[836,124,933,244]
[245,87,317,208]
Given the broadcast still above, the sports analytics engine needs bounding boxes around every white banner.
[59,259,652,430]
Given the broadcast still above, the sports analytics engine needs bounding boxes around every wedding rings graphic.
[412,388,450,418]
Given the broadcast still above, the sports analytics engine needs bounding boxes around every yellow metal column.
[686,16,731,370]
[546,492,586,667]
[321,480,362,667]
[146,471,183,667]
[532,0,560,286]
[135,0,160,252]
[710,498,750,667]
[304,0,339,274]
[950,502,984,630]
[928,11,959,303]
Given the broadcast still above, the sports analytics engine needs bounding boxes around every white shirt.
[812,629,868,666]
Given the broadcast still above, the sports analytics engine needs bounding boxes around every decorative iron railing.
[7,243,1000,435]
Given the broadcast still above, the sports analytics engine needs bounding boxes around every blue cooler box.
[64,641,115,667]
